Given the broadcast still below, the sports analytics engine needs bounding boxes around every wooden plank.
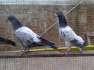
[0,45,94,52]
[0,45,93,57]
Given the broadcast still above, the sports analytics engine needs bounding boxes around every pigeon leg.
[64,46,72,54]
[21,47,30,56]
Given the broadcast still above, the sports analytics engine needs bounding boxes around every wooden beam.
[0,45,93,57]
[2,45,94,53]
[30,45,94,52]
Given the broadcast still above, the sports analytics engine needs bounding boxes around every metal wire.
[41,0,85,36]
[0,55,93,70]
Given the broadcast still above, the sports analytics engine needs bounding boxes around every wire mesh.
[0,0,94,70]
[0,55,94,70]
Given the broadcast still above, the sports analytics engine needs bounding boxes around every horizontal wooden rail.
[0,45,94,53]
[0,45,93,57]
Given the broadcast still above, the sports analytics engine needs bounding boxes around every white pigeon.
[8,15,57,54]
[56,12,88,54]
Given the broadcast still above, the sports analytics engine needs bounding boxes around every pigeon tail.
[6,39,16,46]
[0,37,16,46]
[83,34,88,46]
[39,37,57,49]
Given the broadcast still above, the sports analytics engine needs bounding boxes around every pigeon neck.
[11,21,23,30]
[8,18,23,30]
[57,14,67,27]
[8,16,23,30]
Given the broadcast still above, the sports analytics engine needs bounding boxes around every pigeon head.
[8,15,23,30]
[56,12,67,27]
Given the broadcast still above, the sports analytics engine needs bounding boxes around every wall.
[0,5,94,51]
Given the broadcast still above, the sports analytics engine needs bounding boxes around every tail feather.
[0,37,16,46]
[6,39,16,46]
[39,37,57,49]
[39,37,55,45]
[83,34,88,46]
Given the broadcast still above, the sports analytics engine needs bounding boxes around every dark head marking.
[56,12,67,27]
[8,15,23,30]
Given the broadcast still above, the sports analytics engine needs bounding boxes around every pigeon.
[56,11,88,54]
[8,15,57,54]
[0,36,16,46]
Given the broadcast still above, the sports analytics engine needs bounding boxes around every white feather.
[59,26,85,45]
[15,26,41,43]
[59,26,77,41]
